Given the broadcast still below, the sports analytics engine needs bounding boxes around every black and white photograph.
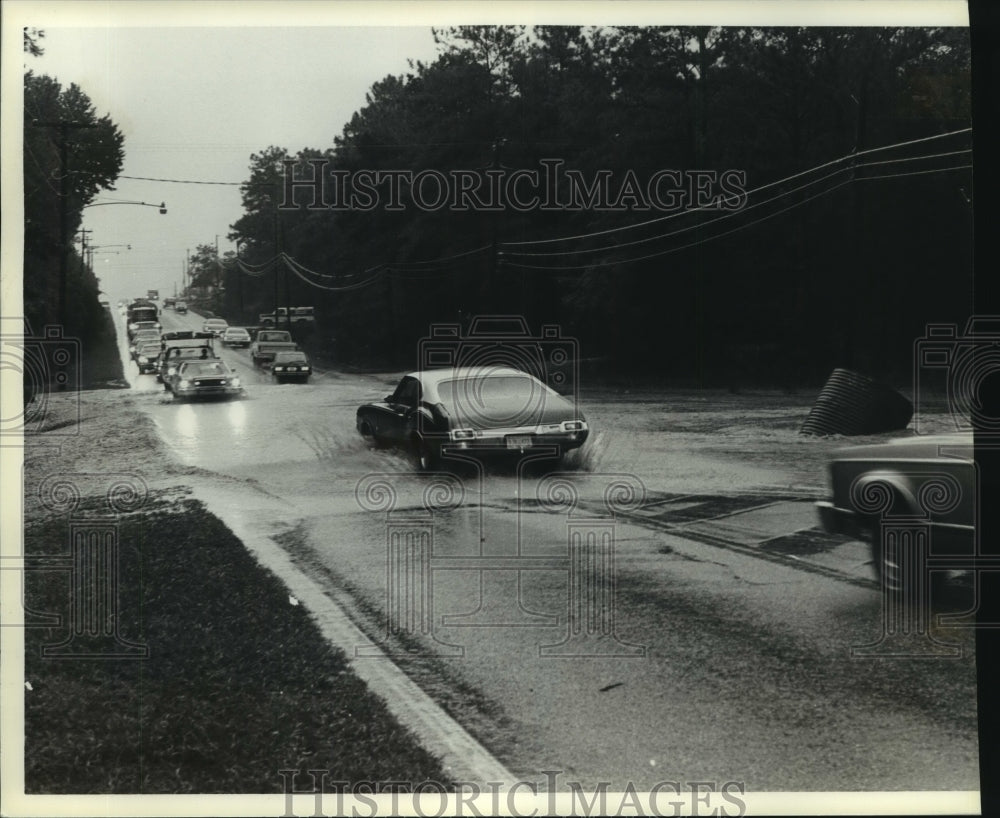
[2,1,995,815]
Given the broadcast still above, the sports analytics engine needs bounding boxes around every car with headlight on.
[135,341,162,374]
[156,334,218,384]
[356,366,589,471]
[221,326,252,348]
[815,433,975,592]
[202,318,229,337]
[165,359,243,401]
[128,319,161,340]
[271,350,312,383]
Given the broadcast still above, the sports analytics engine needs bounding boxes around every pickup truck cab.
[250,330,297,367]
[259,306,315,327]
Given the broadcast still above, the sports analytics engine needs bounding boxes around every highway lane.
[110,304,981,792]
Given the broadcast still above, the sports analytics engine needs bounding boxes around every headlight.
[179,379,190,389]
[561,420,587,432]
[231,377,241,387]
[274,366,284,372]
[138,356,148,363]
[168,367,177,376]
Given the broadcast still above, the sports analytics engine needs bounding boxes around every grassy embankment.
[23,316,447,793]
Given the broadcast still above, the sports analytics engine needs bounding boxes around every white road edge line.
[216,510,516,788]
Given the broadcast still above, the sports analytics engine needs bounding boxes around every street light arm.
[83,200,167,214]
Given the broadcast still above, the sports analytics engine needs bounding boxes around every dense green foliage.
[23,68,124,345]
[224,26,972,383]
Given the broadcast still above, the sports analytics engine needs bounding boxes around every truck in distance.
[258,306,315,327]
[250,329,298,367]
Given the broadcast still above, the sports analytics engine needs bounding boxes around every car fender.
[849,469,928,520]
[408,405,438,437]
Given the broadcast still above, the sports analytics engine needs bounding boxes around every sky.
[4,1,970,306]
[25,24,443,302]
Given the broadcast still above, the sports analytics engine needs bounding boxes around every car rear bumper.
[444,429,588,454]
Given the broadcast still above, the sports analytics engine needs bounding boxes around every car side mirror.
[385,395,395,403]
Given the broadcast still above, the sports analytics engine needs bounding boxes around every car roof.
[405,366,533,387]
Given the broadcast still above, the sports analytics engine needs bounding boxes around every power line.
[500,162,971,272]
[500,127,972,248]
[499,150,972,259]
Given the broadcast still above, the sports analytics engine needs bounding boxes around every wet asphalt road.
[112,306,980,792]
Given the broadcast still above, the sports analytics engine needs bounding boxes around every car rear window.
[439,375,545,406]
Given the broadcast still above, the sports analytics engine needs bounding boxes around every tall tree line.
[227,26,972,383]
[23,29,125,349]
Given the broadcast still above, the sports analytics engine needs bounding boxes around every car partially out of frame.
[815,433,975,591]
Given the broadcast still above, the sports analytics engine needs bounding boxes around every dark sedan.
[815,433,975,592]
[271,350,312,383]
[356,366,589,470]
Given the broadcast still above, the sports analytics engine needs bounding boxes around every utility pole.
[486,138,502,309]
[76,229,92,277]
[273,197,280,328]
[31,119,97,325]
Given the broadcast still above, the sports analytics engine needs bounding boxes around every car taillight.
[561,420,587,432]
[138,356,148,363]
[451,428,475,441]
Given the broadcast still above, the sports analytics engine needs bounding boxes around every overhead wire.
[499,149,973,259]
[500,161,972,272]
[499,127,972,248]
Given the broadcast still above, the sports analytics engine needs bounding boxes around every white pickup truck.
[249,329,298,367]
[259,306,315,327]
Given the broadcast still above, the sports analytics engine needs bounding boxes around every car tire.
[359,420,383,449]
[412,436,440,472]
[869,524,946,603]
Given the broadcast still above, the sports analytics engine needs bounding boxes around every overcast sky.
[27,24,443,301]
[5,1,969,305]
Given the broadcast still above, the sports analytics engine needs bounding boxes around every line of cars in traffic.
[125,307,313,399]
[127,299,979,600]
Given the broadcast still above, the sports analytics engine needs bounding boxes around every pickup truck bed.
[249,331,297,366]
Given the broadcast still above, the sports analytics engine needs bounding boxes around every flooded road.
[108,306,980,792]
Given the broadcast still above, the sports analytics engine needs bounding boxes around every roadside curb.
[202,491,516,788]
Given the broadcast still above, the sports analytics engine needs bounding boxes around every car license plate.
[507,435,533,449]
